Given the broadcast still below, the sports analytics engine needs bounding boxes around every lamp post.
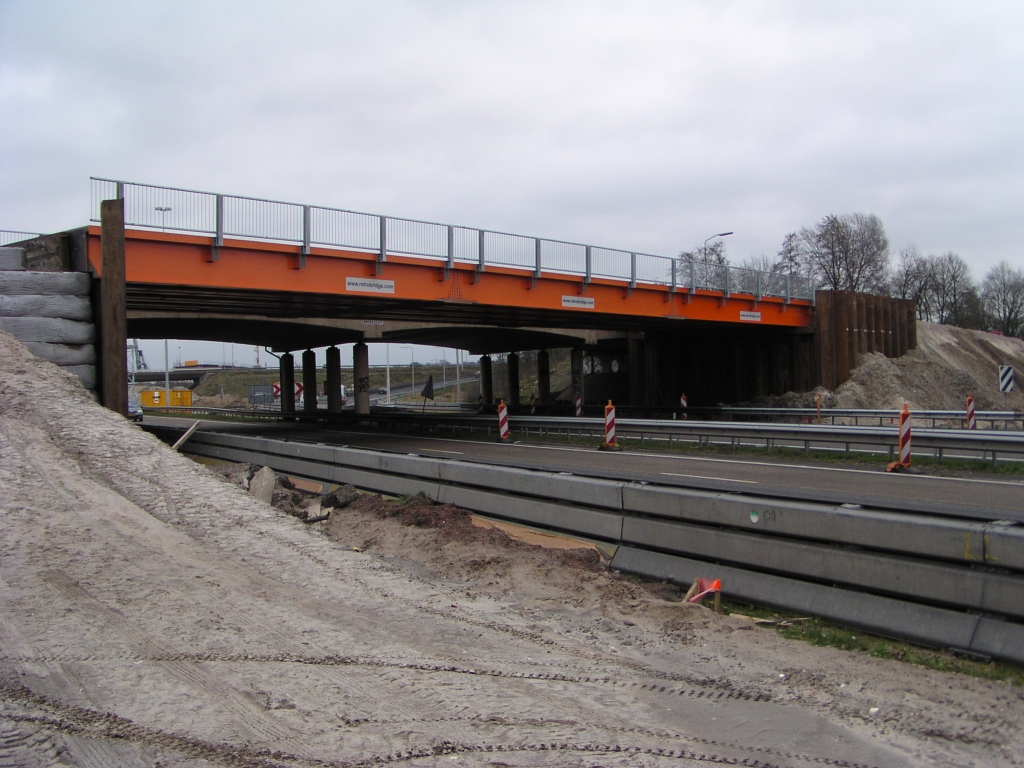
[703,231,733,260]
[155,206,171,231]
[385,343,391,403]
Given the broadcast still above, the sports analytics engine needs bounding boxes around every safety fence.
[0,230,42,247]
[145,425,1024,665]
[91,178,814,301]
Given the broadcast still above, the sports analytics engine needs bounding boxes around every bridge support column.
[354,342,370,415]
[302,349,317,413]
[537,349,550,402]
[326,346,342,413]
[479,355,493,405]
[280,353,295,419]
[507,352,520,406]
[570,348,584,408]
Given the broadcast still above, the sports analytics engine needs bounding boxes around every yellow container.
[140,389,193,407]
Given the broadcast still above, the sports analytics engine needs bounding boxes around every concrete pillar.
[537,349,550,402]
[280,353,295,416]
[570,347,584,407]
[479,355,493,404]
[506,352,520,406]
[302,349,317,412]
[100,198,127,416]
[326,346,342,412]
[354,342,370,415]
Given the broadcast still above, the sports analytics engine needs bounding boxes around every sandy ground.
[2,326,1023,767]
[759,322,1024,413]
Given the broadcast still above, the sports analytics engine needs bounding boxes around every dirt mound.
[756,323,1024,412]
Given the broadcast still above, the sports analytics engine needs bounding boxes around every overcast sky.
[2,1,1023,366]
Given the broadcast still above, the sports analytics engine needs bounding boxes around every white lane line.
[424,449,464,455]
[662,472,758,484]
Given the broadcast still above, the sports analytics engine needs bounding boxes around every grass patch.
[720,598,1024,686]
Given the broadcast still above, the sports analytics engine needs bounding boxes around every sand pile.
[3,327,1024,767]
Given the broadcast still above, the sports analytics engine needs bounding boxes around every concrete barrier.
[609,546,1007,660]
[623,484,992,565]
[621,516,1024,618]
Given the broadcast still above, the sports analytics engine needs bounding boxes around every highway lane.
[147,417,1024,521]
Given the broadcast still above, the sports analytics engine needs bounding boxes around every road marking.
[424,449,464,455]
[662,472,758,484]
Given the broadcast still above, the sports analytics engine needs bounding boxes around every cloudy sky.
[2,1,1022,366]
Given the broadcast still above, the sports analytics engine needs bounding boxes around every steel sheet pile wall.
[815,290,916,389]
[0,247,95,391]
[150,426,1024,665]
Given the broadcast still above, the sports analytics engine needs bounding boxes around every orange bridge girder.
[86,227,814,331]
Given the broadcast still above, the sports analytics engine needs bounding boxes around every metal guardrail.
[0,230,42,246]
[143,406,1024,463]
[147,426,1024,665]
[712,407,1023,430]
[90,177,815,301]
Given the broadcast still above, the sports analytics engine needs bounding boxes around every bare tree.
[982,261,1024,338]
[789,213,891,293]
[678,240,728,265]
[890,245,935,319]
[931,252,979,327]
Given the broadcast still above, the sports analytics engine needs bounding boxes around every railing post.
[724,265,731,298]
[378,215,387,274]
[477,229,486,276]
[209,194,224,262]
[445,224,454,280]
[115,181,125,200]
[670,258,677,294]
[810,277,817,305]
[298,205,310,269]
[755,270,761,301]
[630,252,637,291]
[584,245,592,291]
[689,259,696,303]
[785,273,792,304]
[534,237,542,284]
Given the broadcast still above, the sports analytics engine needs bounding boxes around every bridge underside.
[127,312,612,355]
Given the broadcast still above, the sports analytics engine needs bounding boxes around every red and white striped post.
[497,399,510,441]
[575,395,583,417]
[530,393,537,415]
[898,402,912,466]
[966,393,977,430]
[599,400,621,451]
[679,392,688,421]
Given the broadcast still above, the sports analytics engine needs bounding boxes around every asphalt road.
[147,416,1024,522]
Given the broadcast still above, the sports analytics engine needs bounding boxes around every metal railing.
[0,230,42,247]
[90,178,815,301]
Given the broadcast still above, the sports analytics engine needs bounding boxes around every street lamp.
[155,206,171,231]
[703,231,733,258]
